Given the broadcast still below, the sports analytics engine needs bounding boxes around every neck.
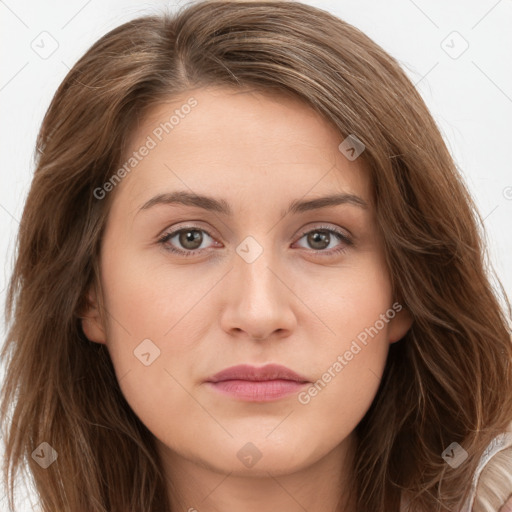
[158,432,358,512]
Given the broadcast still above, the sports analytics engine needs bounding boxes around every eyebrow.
[138,190,368,217]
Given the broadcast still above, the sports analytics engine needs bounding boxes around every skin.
[82,87,413,512]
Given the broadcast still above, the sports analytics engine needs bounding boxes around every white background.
[1,1,511,510]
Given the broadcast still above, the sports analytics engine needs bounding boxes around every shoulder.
[466,427,512,512]
[398,428,512,512]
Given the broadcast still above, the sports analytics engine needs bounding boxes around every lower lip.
[206,379,308,402]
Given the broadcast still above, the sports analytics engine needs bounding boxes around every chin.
[194,436,325,476]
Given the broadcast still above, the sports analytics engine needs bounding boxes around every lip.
[205,364,310,402]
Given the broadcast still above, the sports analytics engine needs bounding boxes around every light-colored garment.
[399,428,512,512]
[459,430,512,512]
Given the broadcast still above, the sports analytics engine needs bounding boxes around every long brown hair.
[2,1,511,511]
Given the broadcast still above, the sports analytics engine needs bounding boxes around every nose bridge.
[234,236,282,307]
[221,234,296,339]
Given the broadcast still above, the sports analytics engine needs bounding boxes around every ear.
[80,285,107,344]
[387,303,413,344]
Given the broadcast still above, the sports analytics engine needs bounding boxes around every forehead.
[111,87,370,217]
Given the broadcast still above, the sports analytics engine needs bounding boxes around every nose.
[219,244,297,341]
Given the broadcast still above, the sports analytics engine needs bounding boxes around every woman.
[1,1,511,511]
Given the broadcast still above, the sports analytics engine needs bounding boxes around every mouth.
[204,363,310,402]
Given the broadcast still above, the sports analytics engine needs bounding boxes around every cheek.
[100,238,218,345]
[294,314,391,458]
[298,330,389,430]
[97,245,220,443]
[302,248,394,356]
[295,254,393,430]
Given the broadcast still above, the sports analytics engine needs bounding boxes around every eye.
[158,226,220,256]
[158,224,353,257]
[293,225,353,256]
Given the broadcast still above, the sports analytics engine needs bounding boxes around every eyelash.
[157,224,353,258]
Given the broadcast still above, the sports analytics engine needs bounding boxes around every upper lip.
[206,364,309,383]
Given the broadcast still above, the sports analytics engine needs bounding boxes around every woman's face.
[83,87,412,478]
